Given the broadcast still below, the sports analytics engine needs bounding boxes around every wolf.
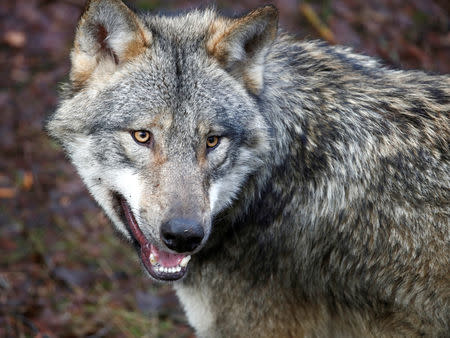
[46,0,449,336]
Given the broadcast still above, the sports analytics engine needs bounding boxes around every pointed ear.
[71,0,151,89]
[207,6,278,95]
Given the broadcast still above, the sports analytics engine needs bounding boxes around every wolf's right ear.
[71,0,151,89]
[207,6,278,95]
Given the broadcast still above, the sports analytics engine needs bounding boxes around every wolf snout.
[160,218,205,253]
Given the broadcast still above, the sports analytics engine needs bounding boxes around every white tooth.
[164,267,168,273]
[170,267,175,273]
[180,255,191,268]
[150,253,157,265]
[176,266,181,272]
[159,267,164,272]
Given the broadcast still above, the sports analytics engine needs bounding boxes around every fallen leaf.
[3,31,26,48]
[0,187,16,199]
[22,171,33,191]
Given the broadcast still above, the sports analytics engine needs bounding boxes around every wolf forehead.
[63,67,253,132]
[48,9,268,137]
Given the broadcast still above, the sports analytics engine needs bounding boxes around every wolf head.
[47,0,277,281]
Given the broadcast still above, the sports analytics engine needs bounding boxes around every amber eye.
[132,130,151,144]
[206,136,220,149]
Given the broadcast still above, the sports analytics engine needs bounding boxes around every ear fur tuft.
[71,0,151,89]
[207,6,278,95]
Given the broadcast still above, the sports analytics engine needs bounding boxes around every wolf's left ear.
[71,0,151,89]
[207,6,278,95]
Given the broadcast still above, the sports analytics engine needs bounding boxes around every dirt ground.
[0,0,448,336]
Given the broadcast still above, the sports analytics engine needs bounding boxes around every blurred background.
[0,0,448,336]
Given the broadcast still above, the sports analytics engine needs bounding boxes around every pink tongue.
[151,245,185,267]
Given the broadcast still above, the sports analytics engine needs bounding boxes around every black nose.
[160,218,204,253]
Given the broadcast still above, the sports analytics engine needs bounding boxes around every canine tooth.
[180,255,191,268]
[150,253,157,265]
[176,266,181,272]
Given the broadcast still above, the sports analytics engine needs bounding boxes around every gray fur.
[47,1,450,337]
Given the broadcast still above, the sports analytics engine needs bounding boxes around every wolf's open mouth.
[116,195,190,281]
